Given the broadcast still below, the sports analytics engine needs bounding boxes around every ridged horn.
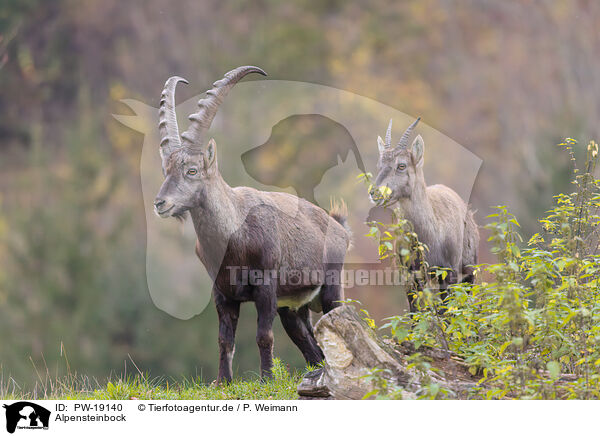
[395,117,421,151]
[158,76,188,171]
[384,119,393,148]
[181,66,267,151]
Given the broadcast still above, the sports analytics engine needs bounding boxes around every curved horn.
[158,76,188,171]
[385,119,393,148]
[395,116,421,151]
[181,66,267,151]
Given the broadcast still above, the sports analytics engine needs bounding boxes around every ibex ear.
[411,134,424,166]
[205,138,218,171]
[377,136,386,154]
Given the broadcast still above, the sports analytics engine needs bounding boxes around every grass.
[1,358,302,400]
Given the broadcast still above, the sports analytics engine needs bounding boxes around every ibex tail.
[329,198,352,243]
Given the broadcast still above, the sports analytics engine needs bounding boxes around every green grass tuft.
[2,359,302,400]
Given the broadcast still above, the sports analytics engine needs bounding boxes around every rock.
[297,304,479,399]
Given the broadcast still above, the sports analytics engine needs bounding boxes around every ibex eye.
[187,168,198,176]
[397,163,406,171]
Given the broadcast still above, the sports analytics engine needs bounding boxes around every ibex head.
[153,66,267,218]
[370,117,423,205]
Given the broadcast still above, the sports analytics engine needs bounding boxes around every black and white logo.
[3,402,50,433]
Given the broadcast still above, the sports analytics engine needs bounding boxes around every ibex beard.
[153,66,351,382]
[371,118,479,312]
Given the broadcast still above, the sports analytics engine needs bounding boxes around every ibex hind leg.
[461,242,478,284]
[320,263,345,314]
[278,306,324,365]
[461,265,476,284]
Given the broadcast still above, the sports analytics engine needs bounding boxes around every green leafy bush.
[363,139,600,399]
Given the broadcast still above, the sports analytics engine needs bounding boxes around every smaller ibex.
[154,66,350,382]
[370,118,479,311]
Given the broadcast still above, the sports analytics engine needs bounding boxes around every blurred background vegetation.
[1,0,599,388]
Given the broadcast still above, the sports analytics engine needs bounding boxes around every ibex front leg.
[254,287,277,379]
[215,292,240,383]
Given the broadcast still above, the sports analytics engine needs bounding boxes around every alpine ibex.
[153,66,351,382]
[370,118,479,311]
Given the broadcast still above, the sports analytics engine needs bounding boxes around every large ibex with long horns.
[153,66,351,382]
[370,118,479,312]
